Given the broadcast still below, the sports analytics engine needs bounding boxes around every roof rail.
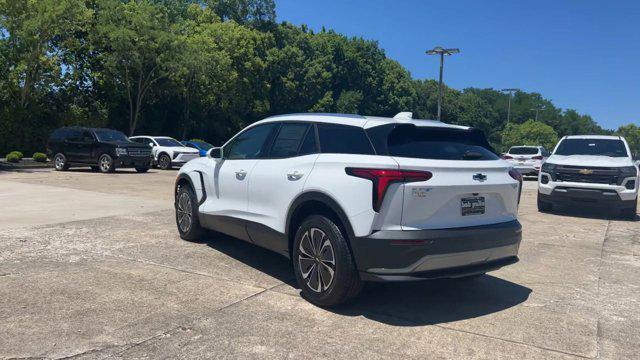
[393,112,413,120]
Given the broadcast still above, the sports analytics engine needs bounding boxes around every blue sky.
[276,0,640,130]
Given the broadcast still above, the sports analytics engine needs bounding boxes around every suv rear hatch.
[367,124,520,230]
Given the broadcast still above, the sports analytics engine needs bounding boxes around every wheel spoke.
[318,261,334,290]
[299,258,316,278]
[299,231,314,258]
[307,264,321,292]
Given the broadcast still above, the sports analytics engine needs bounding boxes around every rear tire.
[158,154,172,170]
[135,166,149,173]
[98,154,115,173]
[537,194,553,213]
[176,184,204,241]
[53,153,69,171]
[292,215,361,307]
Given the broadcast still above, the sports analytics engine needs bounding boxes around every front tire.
[53,153,69,171]
[176,184,204,241]
[158,154,172,170]
[98,154,115,173]
[135,166,149,173]
[292,215,361,307]
[620,199,637,220]
[537,194,553,212]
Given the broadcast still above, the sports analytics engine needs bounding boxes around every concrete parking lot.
[0,168,638,359]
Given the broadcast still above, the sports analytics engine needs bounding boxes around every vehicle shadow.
[65,168,159,174]
[201,233,532,326]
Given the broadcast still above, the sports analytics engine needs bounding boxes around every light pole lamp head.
[426,47,460,56]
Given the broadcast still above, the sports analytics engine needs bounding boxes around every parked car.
[46,127,151,173]
[129,136,199,170]
[538,135,638,219]
[182,140,214,157]
[174,112,523,307]
[502,146,549,176]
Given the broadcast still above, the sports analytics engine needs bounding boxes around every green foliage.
[32,152,47,162]
[6,150,23,162]
[501,120,559,151]
[0,0,632,156]
[616,123,640,158]
[6,153,20,163]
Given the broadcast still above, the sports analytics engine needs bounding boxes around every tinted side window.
[298,125,317,156]
[269,123,310,158]
[50,128,67,140]
[317,124,375,155]
[226,124,276,160]
[67,129,82,141]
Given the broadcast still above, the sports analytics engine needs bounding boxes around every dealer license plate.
[461,196,485,216]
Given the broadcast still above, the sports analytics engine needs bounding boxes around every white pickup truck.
[537,135,638,219]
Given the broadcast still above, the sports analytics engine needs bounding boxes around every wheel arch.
[175,171,207,205]
[285,191,356,260]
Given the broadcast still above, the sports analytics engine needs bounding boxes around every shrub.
[32,152,47,162]
[8,151,24,160]
[6,153,20,163]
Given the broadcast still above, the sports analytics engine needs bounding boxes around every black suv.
[46,127,152,173]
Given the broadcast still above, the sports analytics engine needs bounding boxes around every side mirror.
[148,142,154,147]
[208,147,223,159]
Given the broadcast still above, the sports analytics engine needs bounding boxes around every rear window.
[317,124,375,155]
[555,138,628,157]
[509,147,538,155]
[371,124,498,161]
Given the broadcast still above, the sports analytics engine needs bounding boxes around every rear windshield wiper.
[462,151,484,160]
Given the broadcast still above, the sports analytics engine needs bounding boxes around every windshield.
[509,147,538,155]
[155,138,183,147]
[192,141,213,150]
[380,125,498,161]
[94,129,129,142]
[555,139,628,157]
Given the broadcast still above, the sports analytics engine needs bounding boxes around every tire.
[292,215,362,307]
[175,184,204,241]
[620,199,637,220]
[135,166,149,173]
[98,154,115,173]
[158,154,172,170]
[53,153,69,171]
[537,194,553,213]
[90,166,99,172]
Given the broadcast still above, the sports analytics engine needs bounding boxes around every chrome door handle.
[235,170,247,180]
[287,171,304,181]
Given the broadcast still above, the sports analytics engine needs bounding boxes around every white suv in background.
[174,112,523,306]
[130,136,199,170]
[538,135,638,219]
[502,146,549,176]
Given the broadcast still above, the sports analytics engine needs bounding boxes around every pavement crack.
[594,220,611,360]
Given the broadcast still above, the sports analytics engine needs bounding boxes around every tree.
[501,119,559,151]
[617,123,640,158]
[92,0,177,135]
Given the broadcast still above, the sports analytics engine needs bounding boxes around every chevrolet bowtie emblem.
[579,168,593,175]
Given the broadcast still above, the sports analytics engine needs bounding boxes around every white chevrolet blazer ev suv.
[174,112,523,306]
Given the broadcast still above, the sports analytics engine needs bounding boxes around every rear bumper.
[352,220,522,282]
[514,165,539,175]
[538,188,636,210]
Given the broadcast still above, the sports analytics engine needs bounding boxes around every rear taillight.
[509,169,523,182]
[346,168,432,212]
[502,155,513,160]
[509,169,523,204]
[532,155,543,160]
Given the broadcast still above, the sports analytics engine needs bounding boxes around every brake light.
[509,169,523,182]
[532,155,543,160]
[502,155,513,160]
[345,168,432,212]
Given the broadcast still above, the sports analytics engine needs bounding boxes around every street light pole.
[426,46,460,121]
[501,88,518,124]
